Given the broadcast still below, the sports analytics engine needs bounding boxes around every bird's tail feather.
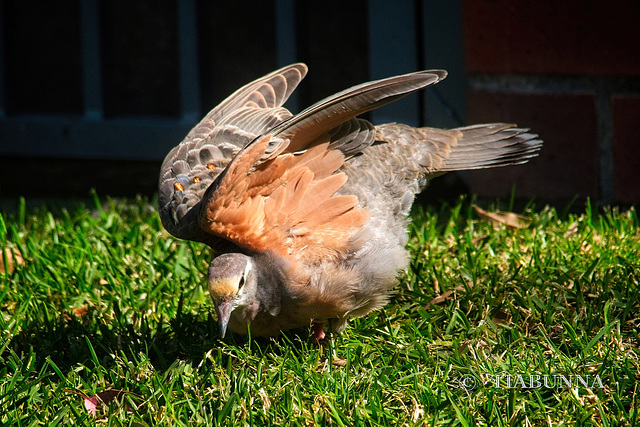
[437,123,542,172]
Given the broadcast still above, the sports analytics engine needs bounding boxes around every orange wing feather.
[198,135,368,263]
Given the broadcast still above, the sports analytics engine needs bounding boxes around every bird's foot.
[310,322,326,342]
[311,322,347,367]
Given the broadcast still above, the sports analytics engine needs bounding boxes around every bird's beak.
[215,299,233,338]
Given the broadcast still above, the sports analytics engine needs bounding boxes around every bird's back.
[340,122,540,246]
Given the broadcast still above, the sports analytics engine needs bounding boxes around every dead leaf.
[428,288,459,306]
[457,341,470,355]
[331,357,347,367]
[427,281,476,306]
[472,205,530,229]
[491,310,510,326]
[72,306,89,317]
[68,389,143,417]
[0,247,24,274]
[471,234,489,246]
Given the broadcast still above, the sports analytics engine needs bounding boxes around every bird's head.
[207,253,256,338]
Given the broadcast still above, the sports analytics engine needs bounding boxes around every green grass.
[1,193,639,426]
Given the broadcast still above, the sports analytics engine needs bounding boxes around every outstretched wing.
[194,69,447,262]
[264,69,447,159]
[158,64,308,245]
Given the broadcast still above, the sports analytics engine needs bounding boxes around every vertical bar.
[276,0,300,112]
[276,0,297,67]
[178,0,201,123]
[81,0,103,120]
[420,0,466,127]
[368,0,419,126]
[596,87,613,205]
[0,0,6,118]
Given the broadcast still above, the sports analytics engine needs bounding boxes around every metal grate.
[0,0,465,162]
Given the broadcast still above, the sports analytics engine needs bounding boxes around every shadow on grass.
[6,299,316,375]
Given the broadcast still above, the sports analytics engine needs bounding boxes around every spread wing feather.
[158,64,308,245]
[191,69,447,261]
[190,63,307,132]
[267,70,447,157]
[160,64,449,261]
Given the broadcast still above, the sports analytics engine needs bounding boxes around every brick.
[464,0,640,75]
[612,95,640,204]
[466,90,599,202]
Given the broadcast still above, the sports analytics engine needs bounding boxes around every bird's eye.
[238,275,245,289]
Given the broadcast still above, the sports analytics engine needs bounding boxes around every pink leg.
[310,322,325,342]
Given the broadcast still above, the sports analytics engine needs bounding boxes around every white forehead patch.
[243,258,253,280]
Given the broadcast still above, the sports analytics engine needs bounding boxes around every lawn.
[1,193,638,426]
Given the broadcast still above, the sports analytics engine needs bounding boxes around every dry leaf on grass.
[427,281,476,306]
[428,287,461,306]
[68,389,143,417]
[491,309,511,326]
[0,247,24,274]
[472,205,530,229]
[331,357,348,367]
[63,306,91,323]
[72,306,89,317]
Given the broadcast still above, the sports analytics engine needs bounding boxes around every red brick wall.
[462,0,640,205]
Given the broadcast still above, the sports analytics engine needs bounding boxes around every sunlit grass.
[1,193,638,425]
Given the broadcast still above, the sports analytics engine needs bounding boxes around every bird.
[158,63,541,340]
